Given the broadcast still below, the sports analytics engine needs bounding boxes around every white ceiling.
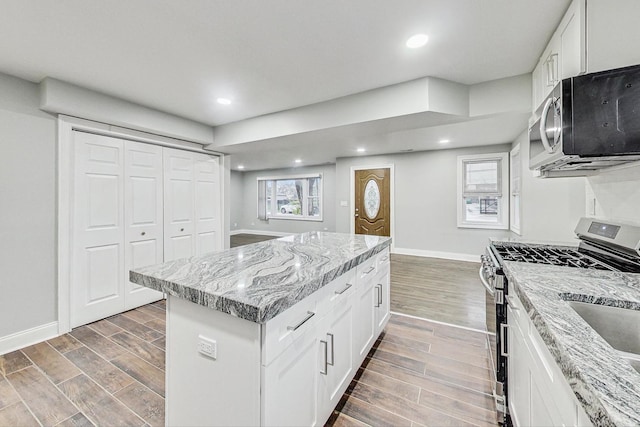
[0,0,570,170]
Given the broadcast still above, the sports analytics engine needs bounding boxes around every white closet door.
[124,141,164,309]
[194,154,220,255]
[163,148,196,261]
[72,132,125,327]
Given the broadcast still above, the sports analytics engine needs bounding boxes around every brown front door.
[354,168,390,236]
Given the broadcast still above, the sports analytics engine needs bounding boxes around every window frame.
[456,152,509,230]
[257,173,323,222]
[510,144,522,235]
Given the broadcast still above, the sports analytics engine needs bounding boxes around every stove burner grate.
[494,244,612,270]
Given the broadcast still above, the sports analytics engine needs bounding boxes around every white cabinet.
[506,285,592,427]
[168,248,390,427]
[532,0,586,112]
[71,131,222,327]
[262,320,321,427]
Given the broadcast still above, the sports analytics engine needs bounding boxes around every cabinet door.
[559,0,585,79]
[193,154,220,255]
[507,307,530,427]
[318,301,354,424]
[262,325,320,427]
[163,148,195,261]
[374,268,390,334]
[72,132,125,327]
[124,141,164,309]
[354,281,376,363]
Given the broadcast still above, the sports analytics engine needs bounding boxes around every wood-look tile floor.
[1,237,495,427]
[0,300,167,427]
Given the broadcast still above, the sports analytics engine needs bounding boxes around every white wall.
[513,130,586,243]
[335,145,514,260]
[233,164,336,235]
[0,73,57,338]
[230,170,245,232]
[586,162,640,224]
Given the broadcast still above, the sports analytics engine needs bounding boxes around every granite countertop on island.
[502,261,640,427]
[130,232,391,324]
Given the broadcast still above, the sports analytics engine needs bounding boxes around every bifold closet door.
[124,141,164,309]
[194,154,220,255]
[164,149,221,261]
[163,148,196,261]
[72,132,126,327]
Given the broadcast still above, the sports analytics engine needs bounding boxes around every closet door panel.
[72,132,125,327]
[125,141,164,309]
[164,148,196,261]
[194,154,220,255]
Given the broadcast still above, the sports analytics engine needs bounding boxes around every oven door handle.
[478,266,495,296]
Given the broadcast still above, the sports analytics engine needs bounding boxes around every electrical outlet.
[198,335,217,359]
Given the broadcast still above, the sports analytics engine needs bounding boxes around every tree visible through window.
[258,175,323,220]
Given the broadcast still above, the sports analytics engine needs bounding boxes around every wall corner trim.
[0,322,59,356]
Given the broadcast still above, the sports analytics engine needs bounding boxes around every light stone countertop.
[502,261,640,427]
[130,232,391,324]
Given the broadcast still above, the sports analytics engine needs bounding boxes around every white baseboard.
[0,322,59,355]
[230,229,293,237]
[392,247,480,263]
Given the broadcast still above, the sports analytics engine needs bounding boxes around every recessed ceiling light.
[406,34,429,49]
[237,165,245,170]
[439,139,450,144]
[217,97,231,105]
[294,159,302,163]
[357,148,366,153]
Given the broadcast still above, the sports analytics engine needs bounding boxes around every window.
[510,145,522,235]
[257,174,323,221]
[457,153,509,229]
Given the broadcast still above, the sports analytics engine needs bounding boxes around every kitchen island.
[130,232,391,426]
[502,261,640,427]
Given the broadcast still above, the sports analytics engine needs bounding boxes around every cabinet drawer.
[376,247,390,270]
[262,292,320,366]
[316,269,356,316]
[356,256,377,285]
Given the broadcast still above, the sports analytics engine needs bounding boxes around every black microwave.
[529,64,640,177]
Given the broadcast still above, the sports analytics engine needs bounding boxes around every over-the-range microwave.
[529,63,640,177]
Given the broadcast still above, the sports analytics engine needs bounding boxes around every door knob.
[141,231,146,236]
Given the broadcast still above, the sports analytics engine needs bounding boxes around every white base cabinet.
[507,282,591,427]
[166,247,390,427]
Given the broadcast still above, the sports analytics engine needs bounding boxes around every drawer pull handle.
[335,283,352,295]
[375,284,382,307]
[287,311,315,331]
[505,295,519,310]
[320,340,328,375]
[500,323,509,357]
[327,333,335,366]
[381,256,389,261]
[363,266,375,275]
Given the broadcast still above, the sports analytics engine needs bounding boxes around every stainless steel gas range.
[480,217,640,426]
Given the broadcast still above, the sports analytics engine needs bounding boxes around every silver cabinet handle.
[500,323,509,357]
[327,333,334,366]
[375,284,382,307]
[320,339,328,375]
[363,266,375,275]
[287,311,315,331]
[335,283,352,295]
[381,255,389,262]
[505,295,519,310]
